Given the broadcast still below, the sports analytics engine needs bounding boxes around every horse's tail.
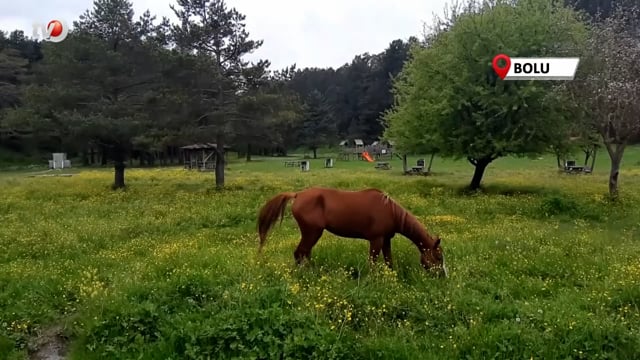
[257,191,297,253]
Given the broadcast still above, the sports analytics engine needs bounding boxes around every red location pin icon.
[492,54,511,80]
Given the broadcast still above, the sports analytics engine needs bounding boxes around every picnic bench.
[284,160,301,167]
[375,161,391,170]
[404,158,430,176]
[564,160,592,174]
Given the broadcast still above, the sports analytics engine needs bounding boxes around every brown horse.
[257,187,447,277]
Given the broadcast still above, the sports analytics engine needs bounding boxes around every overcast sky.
[1,0,450,70]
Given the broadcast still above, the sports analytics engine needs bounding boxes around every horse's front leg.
[382,237,393,269]
[368,237,384,265]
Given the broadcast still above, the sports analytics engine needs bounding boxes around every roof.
[180,143,231,150]
[340,139,365,146]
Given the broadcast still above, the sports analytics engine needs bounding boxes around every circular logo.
[46,20,68,42]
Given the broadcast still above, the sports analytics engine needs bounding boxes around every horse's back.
[291,187,397,238]
[297,186,383,197]
[295,187,386,207]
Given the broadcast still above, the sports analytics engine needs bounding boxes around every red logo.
[32,19,69,42]
[47,20,64,38]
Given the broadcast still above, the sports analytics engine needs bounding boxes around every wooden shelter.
[365,139,395,160]
[181,143,231,171]
[339,139,365,160]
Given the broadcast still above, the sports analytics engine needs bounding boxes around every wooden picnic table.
[284,160,301,167]
[565,165,584,172]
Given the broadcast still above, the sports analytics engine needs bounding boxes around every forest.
[0,0,638,193]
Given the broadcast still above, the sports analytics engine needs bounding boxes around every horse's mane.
[382,193,433,252]
[379,192,408,235]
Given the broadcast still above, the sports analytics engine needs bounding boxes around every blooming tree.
[567,5,640,198]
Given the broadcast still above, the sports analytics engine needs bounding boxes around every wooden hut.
[339,139,365,160]
[366,139,394,160]
[181,143,231,171]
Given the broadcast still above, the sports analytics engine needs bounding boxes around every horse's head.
[420,235,447,277]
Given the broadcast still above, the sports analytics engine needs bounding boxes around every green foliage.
[0,47,29,109]
[288,38,415,145]
[300,90,337,153]
[384,0,588,185]
[6,0,174,187]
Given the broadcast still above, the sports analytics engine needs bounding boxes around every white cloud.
[0,0,449,69]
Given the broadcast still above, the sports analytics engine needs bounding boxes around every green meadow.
[1,149,640,359]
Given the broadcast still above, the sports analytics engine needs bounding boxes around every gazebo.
[181,143,231,171]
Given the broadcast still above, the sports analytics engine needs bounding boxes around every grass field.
[1,149,640,359]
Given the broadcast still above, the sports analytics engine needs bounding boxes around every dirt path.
[29,325,68,360]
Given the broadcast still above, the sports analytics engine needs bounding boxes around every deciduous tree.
[384,0,587,190]
[563,5,640,198]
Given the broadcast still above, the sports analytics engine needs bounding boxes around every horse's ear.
[434,236,441,248]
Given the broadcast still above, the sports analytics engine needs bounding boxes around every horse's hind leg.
[382,237,393,269]
[294,226,323,265]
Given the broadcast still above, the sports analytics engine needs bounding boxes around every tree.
[235,64,304,160]
[565,0,639,19]
[171,0,265,188]
[563,4,640,198]
[286,39,416,146]
[0,47,29,111]
[300,90,336,158]
[17,0,170,188]
[546,98,601,171]
[383,0,587,190]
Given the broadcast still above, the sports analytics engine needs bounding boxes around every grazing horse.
[257,187,447,277]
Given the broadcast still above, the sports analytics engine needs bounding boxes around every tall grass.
[0,150,639,359]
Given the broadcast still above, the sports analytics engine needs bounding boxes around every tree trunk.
[246,143,252,161]
[313,147,317,159]
[609,157,620,198]
[101,146,108,166]
[468,157,492,190]
[427,153,435,172]
[606,143,625,199]
[402,154,408,173]
[82,151,89,166]
[112,150,126,189]
[90,148,95,165]
[556,153,562,169]
[215,133,225,189]
[113,163,125,189]
[584,148,591,167]
[590,147,597,171]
